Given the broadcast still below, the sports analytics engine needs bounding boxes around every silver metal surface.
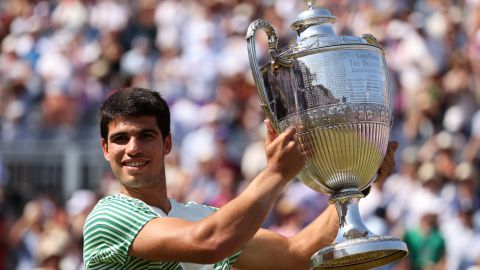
[311,235,408,269]
[309,193,408,268]
[246,1,408,269]
[247,24,390,193]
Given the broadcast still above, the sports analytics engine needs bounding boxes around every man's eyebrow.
[139,128,160,134]
[109,128,160,139]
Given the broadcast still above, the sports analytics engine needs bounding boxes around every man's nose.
[126,137,141,155]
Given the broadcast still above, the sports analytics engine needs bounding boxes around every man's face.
[101,115,171,188]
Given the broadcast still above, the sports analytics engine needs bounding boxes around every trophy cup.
[246,1,408,269]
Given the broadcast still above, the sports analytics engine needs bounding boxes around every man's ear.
[101,138,110,161]
[164,133,172,155]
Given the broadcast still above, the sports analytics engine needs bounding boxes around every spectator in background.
[442,204,480,270]
[7,192,96,270]
[449,162,480,214]
[403,207,446,270]
[382,146,421,234]
[405,161,449,228]
[207,165,238,208]
[269,196,305,237]
[9,199,45,270]
[441,162,480,270]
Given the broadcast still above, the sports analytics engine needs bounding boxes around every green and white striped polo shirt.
[83,195,241,269]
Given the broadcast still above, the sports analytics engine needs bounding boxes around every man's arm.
[129,121,306,264]
[234,204,338,270]
[233,141,399,270]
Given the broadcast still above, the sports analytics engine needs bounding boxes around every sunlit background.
[1,0,480,269]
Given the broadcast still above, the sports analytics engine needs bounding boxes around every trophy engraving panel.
[297,49,387,106]
[262,48,390,128]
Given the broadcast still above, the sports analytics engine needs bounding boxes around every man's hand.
[375,141,399,187]
[264,120,306,181]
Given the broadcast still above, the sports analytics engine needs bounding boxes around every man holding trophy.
[83,1,406,269]
[83,87,398,270]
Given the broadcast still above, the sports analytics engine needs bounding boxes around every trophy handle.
[246,19,294,132]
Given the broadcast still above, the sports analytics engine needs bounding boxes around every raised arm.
[129,121,306,264]
[233,204,338,270]
[233,141,399,270]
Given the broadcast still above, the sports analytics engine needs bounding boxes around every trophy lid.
[291,0,337,40]
[285,0,380,54]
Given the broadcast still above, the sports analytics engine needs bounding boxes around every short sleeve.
[83,195,158,269]
[213,249,242,270]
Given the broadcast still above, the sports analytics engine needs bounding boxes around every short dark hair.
[99,87,170,140]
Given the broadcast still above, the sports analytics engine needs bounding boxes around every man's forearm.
[192,169,291,261]
[291,204,338,256]
[233,204,338,270]
[192,126,305,260]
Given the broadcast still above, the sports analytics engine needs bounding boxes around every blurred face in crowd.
[101,115,171,189]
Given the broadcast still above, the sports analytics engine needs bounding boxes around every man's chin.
[119,177,144,188]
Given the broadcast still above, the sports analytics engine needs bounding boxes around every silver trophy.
[246,1,408,269]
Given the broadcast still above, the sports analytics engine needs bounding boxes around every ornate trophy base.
[311,191,408,269]
[311,235,408,269]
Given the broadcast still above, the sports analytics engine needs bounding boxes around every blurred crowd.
[1,0,480,269]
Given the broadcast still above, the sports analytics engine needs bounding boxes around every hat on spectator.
[199,103,223,125]
[37,227,69,263]
[435,130,455,150]
[66,190,97,216]
[443,105,467,133]
[418,200,442,216]
[455,162,477,182]
[417,161,439,183]
[400,145,419,165]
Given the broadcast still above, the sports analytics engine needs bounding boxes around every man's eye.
[140,133,155,139]
[112,136,128,144]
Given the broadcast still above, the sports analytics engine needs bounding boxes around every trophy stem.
[331,190,372,242]
[310,189,408,269]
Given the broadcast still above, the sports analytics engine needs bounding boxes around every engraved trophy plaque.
[246,1,408,269]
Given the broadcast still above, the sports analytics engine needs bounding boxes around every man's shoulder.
[83,195,159,268]
[85,194,157,226]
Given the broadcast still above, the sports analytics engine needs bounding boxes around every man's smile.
[122,160,149,169]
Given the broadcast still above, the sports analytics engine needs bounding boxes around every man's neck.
[120,186,171,214]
